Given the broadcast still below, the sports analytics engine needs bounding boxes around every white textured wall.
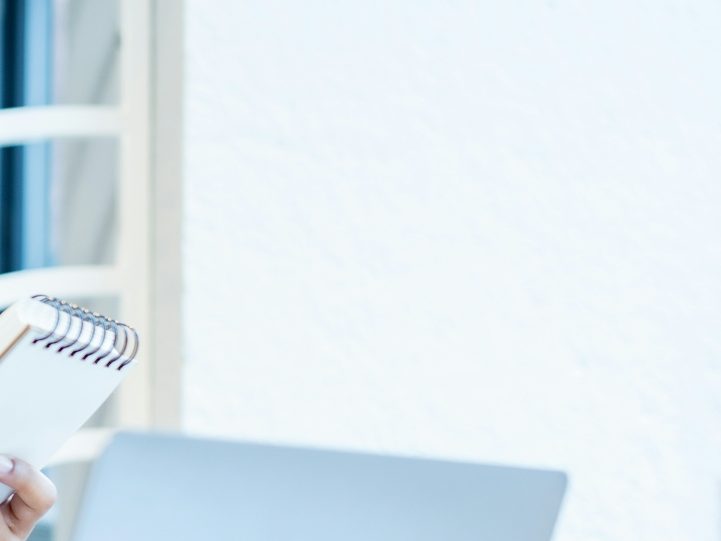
[182,2,721,540]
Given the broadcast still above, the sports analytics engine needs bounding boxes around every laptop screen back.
[71,432,566,541]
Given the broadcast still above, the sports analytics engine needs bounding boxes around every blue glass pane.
[0,138,118,270]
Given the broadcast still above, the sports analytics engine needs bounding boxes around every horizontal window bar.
[0,106,120,145]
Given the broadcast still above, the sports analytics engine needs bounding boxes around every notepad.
[0,296,139,502]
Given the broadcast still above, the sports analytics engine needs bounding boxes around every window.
[0,1,184,538]
[0,0,53,271]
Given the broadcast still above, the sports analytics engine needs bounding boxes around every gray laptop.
[71,432,566,541]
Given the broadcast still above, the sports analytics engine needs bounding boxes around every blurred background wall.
[181,2,721,540]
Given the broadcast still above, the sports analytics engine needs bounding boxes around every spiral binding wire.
[30,295,139,370]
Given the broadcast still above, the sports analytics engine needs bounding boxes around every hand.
[0,456,56,541]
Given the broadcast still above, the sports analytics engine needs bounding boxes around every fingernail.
[0,456,14,474]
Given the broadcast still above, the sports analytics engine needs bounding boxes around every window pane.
[52,138,117,266]
[0,138,117,271]
[0,142,52,270]
[53,0,119,105]
[1,1,117,107]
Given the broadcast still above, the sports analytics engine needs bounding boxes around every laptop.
[71,432,567,541]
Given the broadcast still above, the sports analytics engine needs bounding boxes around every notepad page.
[0,302,134,502]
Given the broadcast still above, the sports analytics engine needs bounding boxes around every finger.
[0,514,10,538]
[0,456,56,535]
